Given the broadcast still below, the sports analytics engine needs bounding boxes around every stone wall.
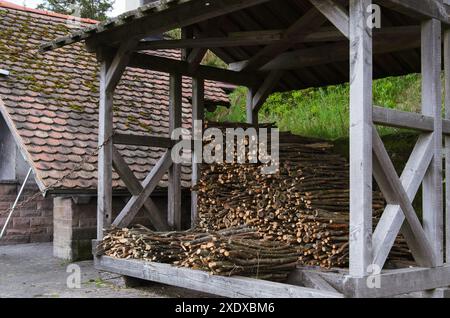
[0,182,53,245]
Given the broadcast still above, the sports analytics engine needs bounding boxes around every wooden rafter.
[309,0,349,38]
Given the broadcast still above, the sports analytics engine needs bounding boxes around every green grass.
[207,73,423,140]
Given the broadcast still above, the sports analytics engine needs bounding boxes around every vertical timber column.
[191,77,204,227]
[246,87,258,126]
[97,57,114,240]
[422,19,443,266]
[168,73,182,230]
[349,0,373,277]
[445,29,450,264]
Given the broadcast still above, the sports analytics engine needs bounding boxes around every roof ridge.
[0,0,98,25]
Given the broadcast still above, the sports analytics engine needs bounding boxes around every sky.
[7,0,127,17]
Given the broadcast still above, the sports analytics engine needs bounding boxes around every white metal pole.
[0,168,32,239]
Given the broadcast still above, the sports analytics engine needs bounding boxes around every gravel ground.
[0,243,211,298]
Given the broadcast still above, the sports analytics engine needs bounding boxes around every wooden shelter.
[41,0,450,297]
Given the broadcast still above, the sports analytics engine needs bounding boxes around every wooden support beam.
[129,52,258,87]
[377,0,450,24]
[373,106,434,132]
[186,48,207,73]
[105,40,136,93]
[246,87,258,126]
[444,29,450,264]
[372,130,436,268]
[421,19,444,266]
[113,133,173,148]
[137,26,419,50]
[111,147,168,230]
[86,0,273,51]
[168,73,182,230]
[234,7,327,71]
[257,35,420,71]
[191,77,204,228]
[309,0,350,38]
[95,256,344,298]
[252,70,284,113]
[349,0,373,277]
[113,151,172,228]
[97,57,114,240]
[300,271,340,293]
[372,134,434,268]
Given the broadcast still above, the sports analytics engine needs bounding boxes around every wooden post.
[191,77,204,227]
[168,73,182,230]
[421,19,443,266]
[97,57,114,240]
[444,29,450,264]
[246,87,258,126]
[349,0,373,277]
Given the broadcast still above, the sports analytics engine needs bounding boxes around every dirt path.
[0,243,210,298]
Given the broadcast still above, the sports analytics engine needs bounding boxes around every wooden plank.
[348,0,373,277]
[377,0,450,24]
[129,52,258,87]
[343,264,450,298]
[234,7,327,71]
[372,130,436,267]
[191,77,204,228]
[113,133,173,148]
[85,0,273,51]
[97,57,114,240]
[373,106,434,132]
[95,256,344,298]
[113,151,172,228]
[246,87,257,126]
[111,146,168,231]
[168,73,182,230]
[372,134,434,268]
[445,29,450,264]
[421,19,444,266]
[301,271,340,293]
[310,0,350,38]
[252,70,284,113]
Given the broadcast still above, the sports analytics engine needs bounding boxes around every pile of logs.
[101,225,301,281]
[195,123,412,268]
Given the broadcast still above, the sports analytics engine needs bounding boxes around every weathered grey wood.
[343,264,450,298]
[138,26,420,50]
[252,70,284,113]
[445,29,450,264]
[421,18,443,266]
[443,119,450,136]
[377,0,450,24]
[105,40,136,93]
[372,130,436,267]
[233,7,326,71]
[301,271,340,293]
[349,0,373,277]
[191,78,204,228]
[259,36,420,71]
[111,146,168,231]
[95,256,344,298]
[85,0,273,51]
[246,87,257,126]
[97,57,114,240]
[129,52,258,87]
[168,73,182,230]
[113,133,173,148]
[372,134,434,268]
[309,0,349,38]
[373,106,434,132]
[113,151,172,228]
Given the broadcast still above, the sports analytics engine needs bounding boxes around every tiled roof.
[0,2,229,194]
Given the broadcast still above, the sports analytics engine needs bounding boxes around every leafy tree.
[37,0,115,21]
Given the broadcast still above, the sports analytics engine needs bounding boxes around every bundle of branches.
[100,225,301,281]
[196,123,412,268]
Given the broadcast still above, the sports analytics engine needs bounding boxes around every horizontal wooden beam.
[343,264,450,298]
[95,256,344,298]
[129,52,258,87]
[377,0,450,24]
[373,106,434,131]
[113,133,173,148]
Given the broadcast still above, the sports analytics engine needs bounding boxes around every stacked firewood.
[195,123,411,268]
[100,225,301,281]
